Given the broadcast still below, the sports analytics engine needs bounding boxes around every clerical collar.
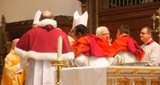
[145,39,154,46]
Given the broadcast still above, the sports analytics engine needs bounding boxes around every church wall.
[0,0,82,25]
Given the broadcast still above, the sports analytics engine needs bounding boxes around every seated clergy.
[107,25,145,65]
[73,25,113,67]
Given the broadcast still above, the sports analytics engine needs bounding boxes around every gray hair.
[96,26,109,36]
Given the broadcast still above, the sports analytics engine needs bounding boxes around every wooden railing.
[99,0,160,9]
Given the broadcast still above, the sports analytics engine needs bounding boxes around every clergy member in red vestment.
[140,26,160,66]
[96,26,112,45]
[108,25,145,65]
[14,11,74,85]
[68,11,88,52]
[73,25,113,67]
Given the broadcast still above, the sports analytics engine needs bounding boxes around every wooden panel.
[5,20,33,41]
[99,2,160,44]
[55,15,73,34]
[5,15,73,41]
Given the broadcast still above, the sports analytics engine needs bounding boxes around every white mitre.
[68,11,88,35]
[33,10,42,24]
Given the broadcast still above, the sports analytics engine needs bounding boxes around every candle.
[57,36,62,61]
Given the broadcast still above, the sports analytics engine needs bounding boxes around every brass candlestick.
[50,60,66,85]
[151,8,160,44]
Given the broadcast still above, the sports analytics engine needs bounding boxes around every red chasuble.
[15,24,73,61]
[15,19,74,85]
[73,34,110,57]
[17,25,71,53]
[107,35,145,61]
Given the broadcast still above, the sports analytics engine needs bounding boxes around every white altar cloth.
[59,67,107,85]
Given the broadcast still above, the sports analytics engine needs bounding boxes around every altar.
[107,66,160,85]
[60,67,106,85]
[58,66,160,85]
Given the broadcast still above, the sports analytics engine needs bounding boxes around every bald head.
[12,38,19,49]
[39,11,54,21]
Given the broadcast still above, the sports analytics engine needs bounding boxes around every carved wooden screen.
[5,15,73,41]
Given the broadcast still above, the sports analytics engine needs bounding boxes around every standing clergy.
[68,11,88,50]
[108,25,145,65]
[15,11,74,85]
[70,11,113,67]
[140,26,160,66]
[1,38,26,85]
[67,11,89,66]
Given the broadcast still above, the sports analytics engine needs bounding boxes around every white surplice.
[141,42,160,66]
[74,54,113,67]
[112,51,139,65]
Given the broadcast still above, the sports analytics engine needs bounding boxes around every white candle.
[57,36,63,61]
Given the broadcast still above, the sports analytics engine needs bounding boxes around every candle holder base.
[50,60,66,85]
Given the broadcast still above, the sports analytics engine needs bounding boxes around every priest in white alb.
[140,26,160,66]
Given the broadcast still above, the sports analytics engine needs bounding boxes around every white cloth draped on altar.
[60,67,107,85]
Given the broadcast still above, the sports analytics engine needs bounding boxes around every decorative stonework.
[107,66,160,85]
